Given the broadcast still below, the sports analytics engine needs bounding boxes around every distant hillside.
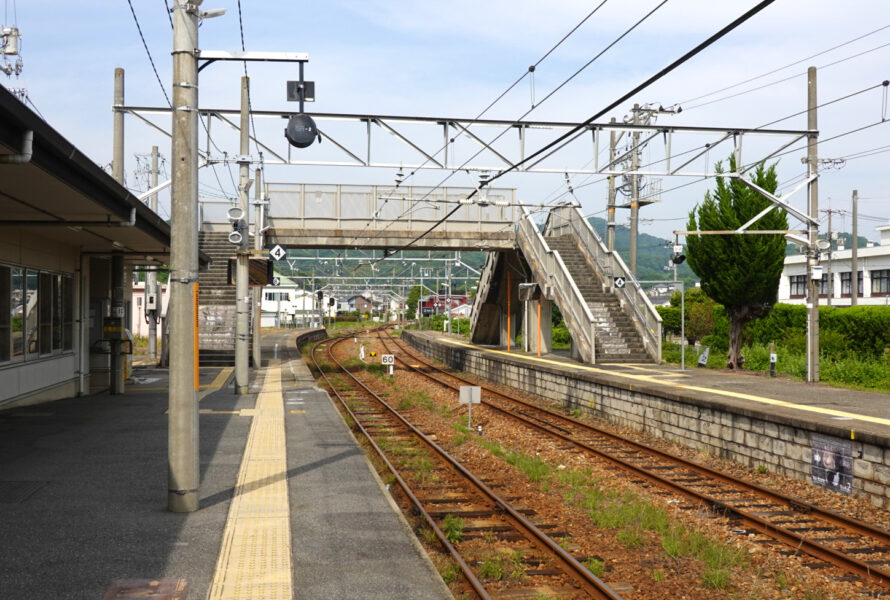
[587,217,696,283]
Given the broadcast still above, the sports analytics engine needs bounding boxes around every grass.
[477,550,525,582]
[437,559,462,584]
[399,390,435,411]
[584,557,605,578]
[442,514,464,543]
[451,422,472,446]
[477,438,552,483]
[662,341,890,394]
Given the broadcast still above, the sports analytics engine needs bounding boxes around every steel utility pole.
[148,145,159,359]
[851,190,859,306]
[805,66,820,383]
[629,104,640,276]
[252,167,263,368]
[168,0,201,512]
[235,76,251,395]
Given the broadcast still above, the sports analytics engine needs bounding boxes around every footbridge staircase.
[470,205,661,364]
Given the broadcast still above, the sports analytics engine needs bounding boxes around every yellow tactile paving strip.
[207,360,293,600]
[439,337,890,429]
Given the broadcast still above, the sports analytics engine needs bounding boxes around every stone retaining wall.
[403,331,890,509]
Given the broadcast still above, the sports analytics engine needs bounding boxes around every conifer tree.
[686,156,787,369]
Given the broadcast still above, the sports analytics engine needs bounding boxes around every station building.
[0,86,177,407]
[778,223,890,306]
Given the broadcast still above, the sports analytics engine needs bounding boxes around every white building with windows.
[778,223,890,306]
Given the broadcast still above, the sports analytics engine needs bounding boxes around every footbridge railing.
[517,208,598,363]
[543,205,661,362]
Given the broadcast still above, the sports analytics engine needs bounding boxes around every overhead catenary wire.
[345,1,613,249]
[125,0,171,108]
[162,0,173,29]
[369,0,671,255]
[375,0,779,262]
[543,79,890,210]
[683,41,890,111]
[672,23,890,108]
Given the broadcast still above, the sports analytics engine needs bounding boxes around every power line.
[348,1,613,248]
[125,0,171,108]
[235,0,259,151]
[683,41,890,112]
[544,79,890,210]
[369,0,670,253]
[379,0,778,261]
[672,23,890,108]
[162,0,173,29]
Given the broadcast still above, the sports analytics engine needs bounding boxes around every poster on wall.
[811,433,853,495]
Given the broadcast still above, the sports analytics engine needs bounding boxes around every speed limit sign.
[381,354,395,366]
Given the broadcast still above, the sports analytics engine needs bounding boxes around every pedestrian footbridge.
[199,184,661,364]
[209,183,519,251]
[469,204,662,364]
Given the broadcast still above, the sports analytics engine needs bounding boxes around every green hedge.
[745,304,890,358]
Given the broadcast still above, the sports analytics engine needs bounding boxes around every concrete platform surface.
[0,329,451,600]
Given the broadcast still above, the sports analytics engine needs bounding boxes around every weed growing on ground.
[451,422,472,446]
[437,559,462,584]
[584,557,605,578]
[442,514,464,543]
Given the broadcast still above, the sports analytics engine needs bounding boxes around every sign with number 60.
[381,354,395,366]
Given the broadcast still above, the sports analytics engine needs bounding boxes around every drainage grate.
[0,481,46,504]
[103,578,189,600]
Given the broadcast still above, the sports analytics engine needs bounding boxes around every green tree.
[686,157,787,369]
[669,287,715,344]
[406,285,421,320]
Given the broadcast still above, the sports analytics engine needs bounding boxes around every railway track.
[309,334,625,600]
[379,328,890,592]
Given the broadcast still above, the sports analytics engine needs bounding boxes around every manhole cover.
[0,481,46,504]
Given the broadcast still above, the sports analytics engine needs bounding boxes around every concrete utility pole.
[607,117,617,253]
[826,209,833,307]
[148,145,159,359]
[805,66,820,383]
[235,76,251,395]
[168,0,201,513]
[110,68,126,395]
[252,167,263,369]
[629,104,640,276]
[852,189,859,306]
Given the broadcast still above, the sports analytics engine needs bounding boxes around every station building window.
[840,271,863,297]
[873,269,890,296]
[789,274,806,298]
[0,263,74,364]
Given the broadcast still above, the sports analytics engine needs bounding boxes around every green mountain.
[587,217,696,284]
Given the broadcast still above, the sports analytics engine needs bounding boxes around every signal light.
[285,114,320,148]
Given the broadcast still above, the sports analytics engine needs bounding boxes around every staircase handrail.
[517,208,596,363]
[543,205,662,362]
[468,251,497,334]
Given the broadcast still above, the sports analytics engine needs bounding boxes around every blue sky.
[4,1,889,241]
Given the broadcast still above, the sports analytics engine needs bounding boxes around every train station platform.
[403,329,890,509]
[0,329,451,600]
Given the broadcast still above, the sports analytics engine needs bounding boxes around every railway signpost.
[459,386,481,429]
[381,354,394,376]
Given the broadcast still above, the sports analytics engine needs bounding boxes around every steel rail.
[319,332,624,600]
[381,330,890,588]
[305,336,491,600]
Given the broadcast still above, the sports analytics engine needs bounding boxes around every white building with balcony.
[778,222,890,306]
